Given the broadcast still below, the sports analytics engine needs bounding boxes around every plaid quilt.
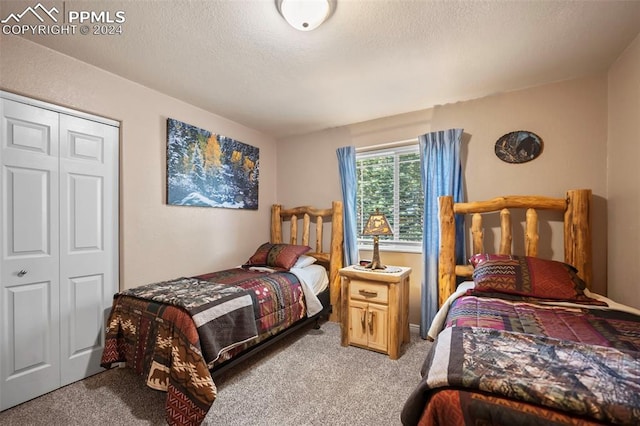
[100,268,306,426]
[120,277,258,364]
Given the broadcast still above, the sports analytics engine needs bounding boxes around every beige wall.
[607,33,640,309]
[278,75,609,325]
[0,35,277,290]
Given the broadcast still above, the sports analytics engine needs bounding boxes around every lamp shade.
[362,210,393,236]
[276,0,336,31]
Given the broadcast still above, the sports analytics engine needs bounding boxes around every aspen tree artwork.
[167,118,259,209]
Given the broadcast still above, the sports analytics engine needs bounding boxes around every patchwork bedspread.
[445,295,640,352]
[100,268,306,426]
[120,277,259,364]
[402,326,640,426]
[402,293,640,426]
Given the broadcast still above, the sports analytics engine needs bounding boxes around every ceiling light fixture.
[276,0,336,31]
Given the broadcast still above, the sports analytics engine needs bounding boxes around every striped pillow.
[470,254,586,300]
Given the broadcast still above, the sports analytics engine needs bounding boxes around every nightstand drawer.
[350,279,388,304]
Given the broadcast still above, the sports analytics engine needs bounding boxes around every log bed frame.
[211,201,343,378]
[438,189,592,307]
[271,201,344,322]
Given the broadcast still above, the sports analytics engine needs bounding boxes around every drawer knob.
[359,289,378,297]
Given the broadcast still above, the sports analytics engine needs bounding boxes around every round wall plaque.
[494,131,543,164]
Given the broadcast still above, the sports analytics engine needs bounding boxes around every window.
[356,144,423,251]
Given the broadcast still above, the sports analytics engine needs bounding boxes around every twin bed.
[402,189,640,425]
[100,202,343,425]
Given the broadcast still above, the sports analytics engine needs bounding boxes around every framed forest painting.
[167,118,259,209]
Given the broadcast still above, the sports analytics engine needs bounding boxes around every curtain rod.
[356,137,418,153]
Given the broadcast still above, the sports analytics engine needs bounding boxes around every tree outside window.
[356,145,423,250]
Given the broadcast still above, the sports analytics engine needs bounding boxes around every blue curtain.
[336,146,359,266]
[419,129,465,338]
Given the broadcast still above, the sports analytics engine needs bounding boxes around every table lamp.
[362,209,393,270]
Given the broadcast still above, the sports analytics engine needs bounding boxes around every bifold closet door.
[1,96,119,410]
[58,114,118,386]
[0,99,62,410]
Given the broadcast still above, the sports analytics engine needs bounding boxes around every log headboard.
[438,189,592,307]
[270,201,344,322]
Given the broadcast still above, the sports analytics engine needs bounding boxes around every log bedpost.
[329,201,344,322]
[271,204,282,243]
[438,196,456,308]
[564,189,592,289]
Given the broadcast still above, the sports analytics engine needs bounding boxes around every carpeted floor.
[0,321,431,425]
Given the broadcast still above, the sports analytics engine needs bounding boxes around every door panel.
[68,174,103,251]
[3,280,60,409]
[1,99,60,411]
[66,274,103,355]
[367,304,388,353]
[5,112,52,154]
[5,167,50,256]
[59,114,118,385]
[349,300,368,347]
[7,281,52,372]
[68,130,104,162]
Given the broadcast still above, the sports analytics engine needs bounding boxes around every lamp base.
[363,236,386,270]
[363,261,387,270]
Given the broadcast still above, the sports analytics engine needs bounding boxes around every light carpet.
[0,321,432,425]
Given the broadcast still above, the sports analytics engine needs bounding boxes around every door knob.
[17,269,27,277]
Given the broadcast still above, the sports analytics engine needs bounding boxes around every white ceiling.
[6,0,640,139]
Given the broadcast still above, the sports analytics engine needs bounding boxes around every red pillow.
[470,254,586,300]
[469,253,518,267]
[244,243,311,270]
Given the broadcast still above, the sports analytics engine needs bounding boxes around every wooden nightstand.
[339,265,411,359]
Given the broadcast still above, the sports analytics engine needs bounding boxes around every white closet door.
[58,114,118,385]
[1,94,119,410]
[0,99,61,410]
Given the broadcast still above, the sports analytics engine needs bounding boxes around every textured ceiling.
[4,0,640,139]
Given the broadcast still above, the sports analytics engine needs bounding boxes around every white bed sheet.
[289,264,328,316]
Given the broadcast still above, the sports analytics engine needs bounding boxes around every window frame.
[356,142,423,254]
